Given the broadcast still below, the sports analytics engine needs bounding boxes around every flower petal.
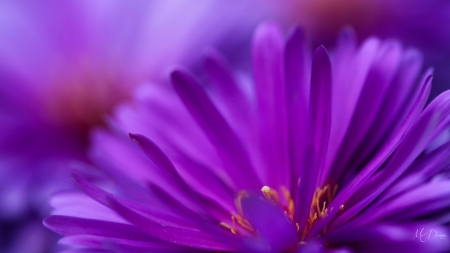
[43,215,153,241]
[332,40,403,181]
[252,22,289,187]
[241,194,297,251]
[352,49,423,168]
[106,197,237,251]
[203,48,251,125]
[362,180,450,223]
[331,93,439,228]
[296,45,332,230]
[59,235,194,252]
[171,69,261,190]
[325,223,449,253]
[284,27,310,195]
[312,74,432,237]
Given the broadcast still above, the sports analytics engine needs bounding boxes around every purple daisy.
[45,23,450,252]
[0,1,265,252]
[270,0,450,98]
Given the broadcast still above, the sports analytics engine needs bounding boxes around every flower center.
[219,191,255,235]
[301,184,341,240]
[220,184,343,246]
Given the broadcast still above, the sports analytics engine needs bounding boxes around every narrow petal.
[379,140,450,203]
[284,27,309,196]
[68,175,236,251]
[203,48,250,124]
[325,37,380,181]
[296,240,325,253]
[332,41,403,181]
[296,46,332,230]
[241,194,297,251]
[59,235,193,252]
[107,197,237,251]
[332,99,439,228]
[352,49,423,167]
[171,69,260,190]
[311,74,432,237]
[363,181,450,223]
[43,215,153,241]
[308,46,332,174]
[129,133,190,191]
[71,174,198,228]
[252,22,289,187]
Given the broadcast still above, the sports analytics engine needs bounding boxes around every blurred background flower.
[0,0,267,252]
[270,0,450,98]
[45,23,450,252]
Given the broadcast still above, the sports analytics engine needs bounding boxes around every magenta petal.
[71,173,195,228]
[308,45,332,172]
[353,49,423,167]
[69,174,236,251]
[295,240,325,253]
[128,133,231,220]
[43,215,152,241]
[332,97,439,229]
[106,197,237,251]
[296,45,332,231]
[129,133,190,190]
[379,140,450,203]
[312,74,432,237]
[203,49,250,125]
[284,27,309,195]
[334,41,403,176]
[59,235,191,252]
[252,22,289,187]
[171,69,260,190]
[326,37,379,178]
[241,194,297,251]
[363,180,450,223]
[428,90,450,135]
[311,73,432,237]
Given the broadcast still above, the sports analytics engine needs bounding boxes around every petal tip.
[128,133,140,142]
[287,26,304,40]
[253,21,284,49]
[314,45,328,56]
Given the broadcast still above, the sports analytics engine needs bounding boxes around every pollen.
[261,186,296,222]
[220,186,297,235]
[301,183,339,240]
[261,186,280,205]
[220,191,255,235]
[220,183,341,242]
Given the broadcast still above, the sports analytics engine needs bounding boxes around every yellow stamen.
[261,186,271,199]
[261,186,280,204]
[301,183,339,240]
[220,222,236,234]
[235,191,248,215]
[222,183,341,246]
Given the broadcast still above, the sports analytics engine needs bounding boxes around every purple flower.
[0,1,264,252]
[45,23,450,252]
[271,0,450,98]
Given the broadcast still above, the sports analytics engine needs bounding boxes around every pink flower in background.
[0,1,266,252]
[270,0,450,98]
